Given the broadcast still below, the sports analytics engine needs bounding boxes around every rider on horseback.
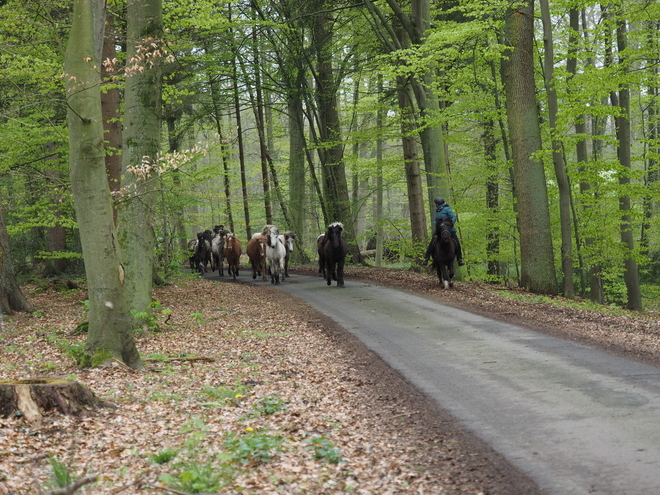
[423,197,465,266]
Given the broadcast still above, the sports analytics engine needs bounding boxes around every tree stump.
[0,378,113,424]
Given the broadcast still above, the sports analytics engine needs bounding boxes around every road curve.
[262,274,660,495]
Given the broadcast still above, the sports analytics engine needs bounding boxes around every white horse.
[211,232,225,276]
[264,225,286,285]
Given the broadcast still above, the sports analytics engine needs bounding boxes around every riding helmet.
[434,197,445,205]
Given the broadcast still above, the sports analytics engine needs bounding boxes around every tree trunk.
[0,378,113,424]
[611,14,642,310]
[540,0,574,298]
[312,4,363,263]
[397,76,428,264]
[500,0,558,295]
[250,22,273,225]
[375,75,384,267]
[0,191,33,314]
[43,144,70,276]
[207,72,235,234]
[569,8,603,303]
[232,56,252,239]
[411,0,449,214]
[483,118,501,280]
[289,94,307,262]
[65,0,142,369]
[118,0,163,319]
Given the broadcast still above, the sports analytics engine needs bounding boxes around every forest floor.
[1,264,659,494]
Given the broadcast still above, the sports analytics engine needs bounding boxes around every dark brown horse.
[432,217,456,289]
[246,234,267,281]
[323,222,347,288]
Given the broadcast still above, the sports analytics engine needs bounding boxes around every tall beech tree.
[117,0,164,318]
[500,0,558,295]
[65,0,142,368]
[540,0,573,298]
[608,9,642,310]
[311,1,363,262]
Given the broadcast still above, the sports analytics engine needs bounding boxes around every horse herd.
[188,219,457,289]
[187,222,349,287]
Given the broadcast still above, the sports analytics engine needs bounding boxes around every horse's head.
[266,225,280,248]
[283,232,296,253]
[326,222,344,248]
[435,217,453,242]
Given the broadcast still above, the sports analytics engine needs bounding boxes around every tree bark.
[288,90,306,261]
[397,76,428,264]
[117,0,163,319]
[312,3,363,262]
[483,118,501,280]
[611,14,642,310]
[411,0,449,214]
[0,378,113,424]
[0,191,33,314]
[232,54,252,239]
[540,0,574,298]
[65,0,142,369]
[500,0,558,295]
[569,8,603,303]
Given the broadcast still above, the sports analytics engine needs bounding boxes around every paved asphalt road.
[250,273,660,495]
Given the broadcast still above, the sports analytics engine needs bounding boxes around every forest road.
[260,274,660,495]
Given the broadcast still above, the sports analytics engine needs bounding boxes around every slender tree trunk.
[165,114,188,253]
[397,76,427,263]
[641,23,659,258]
[289,94,306,259]
[483,118,500,280]
[569,8,603,302]
[232,60,252,239]
[65,0,141,369]
[540,0,573,298]
[43,144,70,275]
[611,14,642,310]
[117,0,163,318]
[375,75,384,267]
[0,191,33,314]
[250,23,273,224]
[500,0,558,295]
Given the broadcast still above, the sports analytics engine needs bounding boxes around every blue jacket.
[435,204,458,233]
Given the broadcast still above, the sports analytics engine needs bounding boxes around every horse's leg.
[337,259,345,288]
[326,260,333,286]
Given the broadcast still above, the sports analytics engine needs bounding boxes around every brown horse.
[223,233,242,280]
[246,234,267,281]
